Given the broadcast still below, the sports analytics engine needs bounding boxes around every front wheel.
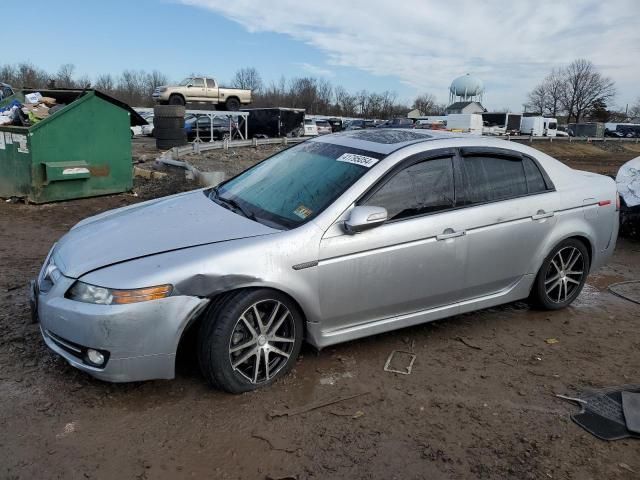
[530,239,589,310]
[197,289,303,393]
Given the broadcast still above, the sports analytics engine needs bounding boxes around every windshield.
[209,142,384,229]
[178,78,193,86]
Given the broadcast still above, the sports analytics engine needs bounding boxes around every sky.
[4,0,640,111]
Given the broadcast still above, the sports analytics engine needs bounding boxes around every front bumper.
[33,276,208,382]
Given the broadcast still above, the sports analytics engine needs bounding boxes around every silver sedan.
[32,129,619,393]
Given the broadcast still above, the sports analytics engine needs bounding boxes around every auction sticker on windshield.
[336,153,379,168]
[293,205,313,219]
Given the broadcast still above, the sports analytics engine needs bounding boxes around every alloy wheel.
[228,300,296,384]
[544,246,585,303]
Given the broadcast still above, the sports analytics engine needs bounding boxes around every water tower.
[449,73,484,104]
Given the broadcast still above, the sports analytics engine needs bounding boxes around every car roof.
[311,128,462,155]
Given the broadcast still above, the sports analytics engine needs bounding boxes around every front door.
[317,155,467,332]
[186,78,206,101]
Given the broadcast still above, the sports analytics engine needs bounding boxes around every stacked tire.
[154,105,187,150]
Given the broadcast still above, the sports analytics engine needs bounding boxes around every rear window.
[458,155,528,205]
[522,157,548,193]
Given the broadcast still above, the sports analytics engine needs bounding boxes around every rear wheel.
[225,97,240,111]
[198,289,303,393]
[530,239,589,310]
[168,94,185,106]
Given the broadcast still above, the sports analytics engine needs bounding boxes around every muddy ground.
[1,138,640,479]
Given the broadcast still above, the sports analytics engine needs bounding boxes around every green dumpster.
[0,89,146,203]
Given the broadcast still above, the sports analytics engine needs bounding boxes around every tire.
[168,94,185,106]
[155,128,187,140]
[530,239,590,310]
[153,117,184,130]
[155,135,187,149]
[225,97,240,111]
[154,105,185,118]
[197,289,304,393]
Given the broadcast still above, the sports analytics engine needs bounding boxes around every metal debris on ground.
[455,336,483,350]
[383,350,416,375]
[268,391,370,419]
[608,280,640,305]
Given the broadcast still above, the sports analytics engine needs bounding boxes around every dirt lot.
[1,139,639,479]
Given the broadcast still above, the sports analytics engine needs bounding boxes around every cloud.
[297,62,334,77]
[180,0,640,108]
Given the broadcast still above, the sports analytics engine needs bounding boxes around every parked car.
[344,119,375,130]
[32,129,618,393]
[315,119,332,135]
[186,115,235,141]
[152,76,251,111]
[377,118,414,129]
[303,118,318,136]
[141,114,154,136]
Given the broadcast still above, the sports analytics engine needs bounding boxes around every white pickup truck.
[152,76,252,111]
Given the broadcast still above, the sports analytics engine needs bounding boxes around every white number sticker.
[336,153,379,168]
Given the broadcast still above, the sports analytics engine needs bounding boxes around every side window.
[206,78,216,88]
[191,78,205,87]
[458,155,527,205]
[364,157,454,220]
[522,157,548,193]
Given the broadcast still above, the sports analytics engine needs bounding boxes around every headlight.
[66,281,172,305]
[159,87,168,92]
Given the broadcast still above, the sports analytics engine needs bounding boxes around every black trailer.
[327,117,343,132]
[482,112,522,134]
[240,107,305,138]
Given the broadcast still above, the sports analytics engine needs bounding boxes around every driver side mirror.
[344,206,388,234]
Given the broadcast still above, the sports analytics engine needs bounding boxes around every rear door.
[205,78,219,103]
[453,149,557,300]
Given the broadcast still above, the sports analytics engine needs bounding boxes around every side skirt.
[306,274,535,349]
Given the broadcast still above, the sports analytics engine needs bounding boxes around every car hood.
[54,190,279,278]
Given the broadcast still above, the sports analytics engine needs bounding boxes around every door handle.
[436,229,466,241]
[532,210,554,220]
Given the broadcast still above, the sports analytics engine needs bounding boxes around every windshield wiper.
[210,187,256,221]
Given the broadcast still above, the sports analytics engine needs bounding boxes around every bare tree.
[526,68,564,116]
[94,73,116,94]
[334,86,357,116]
[543,69,564,117]
[144,70,168,98]
[412,93,438,115]
[629,98,640,119]
[15,63,49,88]
[232,67,263,93]
[56,64,76,88]
[561,59,616,123]
[526,84,547,115]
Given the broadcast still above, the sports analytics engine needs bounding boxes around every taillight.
[598,200,611,207]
